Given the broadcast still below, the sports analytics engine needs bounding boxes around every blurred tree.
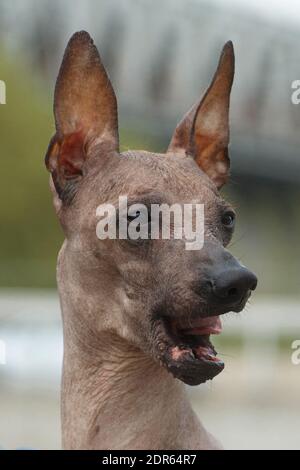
[26,1,65,79]
[0,53,62,287]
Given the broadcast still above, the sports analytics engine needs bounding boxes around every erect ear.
[45,31,119,203]
[167,41,234,189]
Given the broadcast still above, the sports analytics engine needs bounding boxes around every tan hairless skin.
[45,31,257,449]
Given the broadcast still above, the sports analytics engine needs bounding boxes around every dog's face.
[46,32,257,386]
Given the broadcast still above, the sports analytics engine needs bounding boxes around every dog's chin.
[152,313,226,386]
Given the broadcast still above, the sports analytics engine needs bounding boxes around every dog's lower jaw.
[61,321,222,450]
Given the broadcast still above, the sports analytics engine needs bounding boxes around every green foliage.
[0,54,60,286]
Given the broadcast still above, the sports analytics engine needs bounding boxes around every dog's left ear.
[167,41,234,189]
[45,31,119,203]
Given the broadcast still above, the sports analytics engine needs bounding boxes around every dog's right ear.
[45,31,119,204]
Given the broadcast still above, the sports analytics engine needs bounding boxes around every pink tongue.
[182,315,222,335]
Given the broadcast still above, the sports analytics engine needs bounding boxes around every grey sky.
[214,0,300,24]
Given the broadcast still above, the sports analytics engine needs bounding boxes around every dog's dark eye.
[221,211,235,228]
[127,211,151,224]
[127,211,141,222]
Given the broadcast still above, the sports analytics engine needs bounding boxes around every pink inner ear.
[56,130,86,178]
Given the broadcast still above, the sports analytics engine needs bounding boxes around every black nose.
[212,267,257,308]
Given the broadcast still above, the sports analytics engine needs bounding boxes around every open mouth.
[154,314,225,386]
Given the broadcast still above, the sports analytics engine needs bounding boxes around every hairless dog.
[45,31,257,449]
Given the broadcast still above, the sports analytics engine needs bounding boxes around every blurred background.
[0,0,299,450]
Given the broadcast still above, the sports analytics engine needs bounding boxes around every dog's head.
[46,31,257,386]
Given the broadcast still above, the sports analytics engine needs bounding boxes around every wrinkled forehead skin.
[63,150,223,236]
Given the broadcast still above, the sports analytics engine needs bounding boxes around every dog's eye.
[127,209,151,224]
[127,211,141,222]
[126,209,152,245]
[221,211,235,228]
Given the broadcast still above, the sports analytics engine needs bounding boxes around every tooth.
[188,349,195,359]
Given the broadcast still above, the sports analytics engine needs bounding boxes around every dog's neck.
[58,246,220,450]
[61,312,221,450]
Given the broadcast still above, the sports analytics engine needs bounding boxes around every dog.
[45,31,257,449]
